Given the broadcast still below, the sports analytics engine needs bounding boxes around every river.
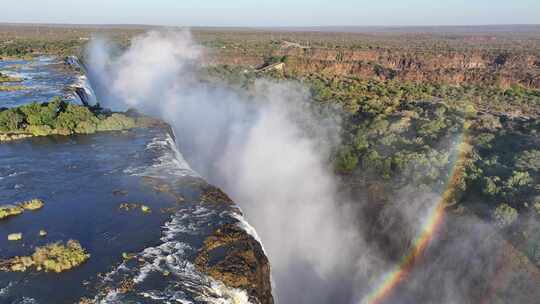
[0,57,262,304]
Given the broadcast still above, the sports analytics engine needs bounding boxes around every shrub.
[19,103,43,125]
[368,117,390,136]
[19,99,62,126]
[32,240,90,273]
[0,109,24,132]
[474,133,496,149]
[3,240,90,273]
[353,131,369,151]
[96,114,135,131]
[483,176,502,196]
[515,150,540,172]
[19,199,44,211]
[418,118,446,138]
[334,146,359,174]
[55,104,98,131]
[27,125,53,136]
[74,121,97,134]
[506,171,532,189]
[0,205,24,220]
[492,203,518,228]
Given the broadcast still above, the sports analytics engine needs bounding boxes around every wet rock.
[0,133,33,142]
[141,176,186,203]
[119,202,151,214]
[141,205,151,213]
[200,185,234,205]
[195,224,274,304]
[112,189,128,196]
[119,202,139,211]
[122,252,136,260]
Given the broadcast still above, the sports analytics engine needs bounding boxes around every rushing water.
[0,58,257,303]
[0,57,81,108]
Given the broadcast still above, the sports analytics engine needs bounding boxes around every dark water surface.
[0,125,252,304]
[0,130,175,302]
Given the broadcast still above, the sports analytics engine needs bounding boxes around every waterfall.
[66,56,99,106]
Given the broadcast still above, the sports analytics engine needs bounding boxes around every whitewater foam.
[231,212,267,253]
[124,133,197,178]
[94,202,253,304]
[0,283,12,297]
[93,106,262,303]
[66,56,99,106]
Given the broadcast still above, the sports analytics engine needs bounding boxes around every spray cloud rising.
[87,31,371,303]
[85,31,533,304]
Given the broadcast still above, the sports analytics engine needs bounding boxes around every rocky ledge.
[195,223,274,304]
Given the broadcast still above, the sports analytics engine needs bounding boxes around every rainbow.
[363,132,472,304]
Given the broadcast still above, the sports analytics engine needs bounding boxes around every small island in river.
[0,98,165,142]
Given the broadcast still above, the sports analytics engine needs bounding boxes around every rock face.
[208,47,540,89]
[195,223,274,304]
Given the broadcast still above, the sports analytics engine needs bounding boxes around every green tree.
[334,146,358,174]
[0,109,24,131]
[483,176,502,196]
[475,133,496,149]
[55,104,98,132]
[506,171,532,189]
[353,131,369,151]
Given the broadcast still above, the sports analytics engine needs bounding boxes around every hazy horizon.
[0,0,538,27]
[1,23,540,28]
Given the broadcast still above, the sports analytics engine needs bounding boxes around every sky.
[0,0,538,27]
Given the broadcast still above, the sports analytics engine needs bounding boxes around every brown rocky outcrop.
[195,223,274,304]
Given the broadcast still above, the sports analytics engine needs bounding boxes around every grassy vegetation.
[0,205,24,220]
[0,85,27,91]
[19,199,44,211]
[1,240,90,273]
[0,199,44,220]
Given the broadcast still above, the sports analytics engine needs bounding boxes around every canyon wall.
[207,46,540,89]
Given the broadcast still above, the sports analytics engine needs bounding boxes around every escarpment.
[207,47,540,89]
